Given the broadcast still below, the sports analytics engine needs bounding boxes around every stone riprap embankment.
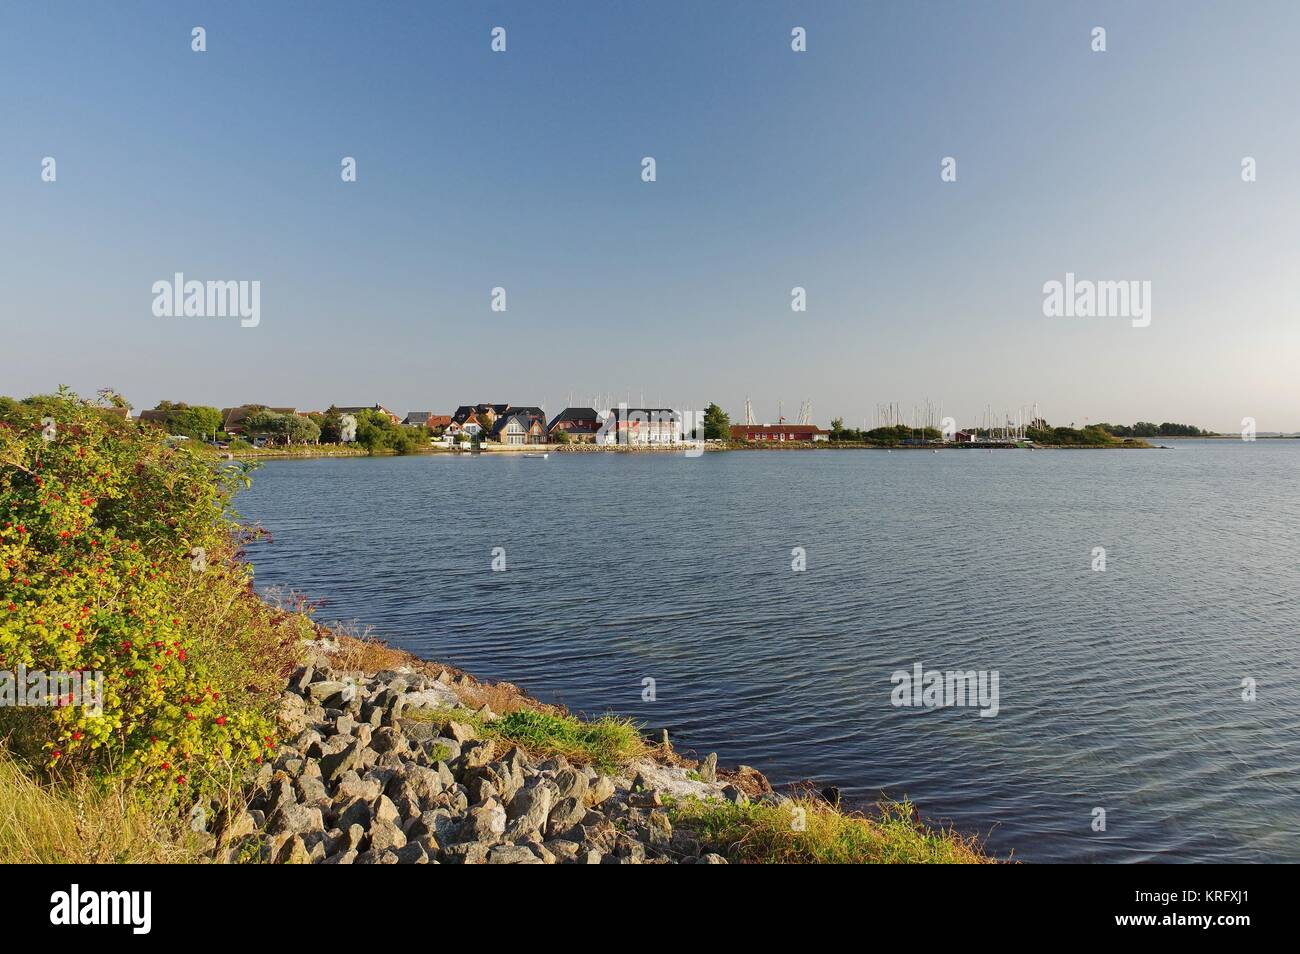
[215,647,777,864]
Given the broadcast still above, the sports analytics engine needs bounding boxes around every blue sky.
[2,1,1298,430]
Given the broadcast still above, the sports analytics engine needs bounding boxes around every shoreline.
[226,631,990,864]
[230,441,1167,462]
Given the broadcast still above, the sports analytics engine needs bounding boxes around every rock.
[274,834,311,864]
[423,738,461,763]
[441,842,489,864]
[306,681,349,705]
[330,823,366,855]
[647,811,672,849]
[614,833,646,863]
[721,784,747,804]
[544,839,581,864]
[445,720,477,744]
[460,799,506,843]
[399,719,438,743]
[698,853,729,864]
[294,775,329,808]
[389,766,445,812]
[553,767,588,803]
[504,784,552,839]
[395,841,429,864]
[586,775,615,807]
[488,845,543,864]
[370,727,409,755]
[291,665,314,693]
[374,794,401,827]
[368,821,407,853]
[216,812,257,852]
[268,802,324,838]
[460,739,496,770]
[324,848,358,865]
[545,796,586,838]
[319,739,365,784]
[335,772,381,803]
[406,809,455,846]
[698,752,718,783]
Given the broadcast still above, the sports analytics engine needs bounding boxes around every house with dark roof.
[490,407,548,445]
[447,404,511,438]
[548,407,601,442]
[403,412,453,432]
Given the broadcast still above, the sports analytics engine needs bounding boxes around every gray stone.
[441,842,488,864]
[586,775,615,807]
[545,796,586,838]
[647,810,672,849]
[268,802,324,837]
[319,739,365,784]
[488,845,543,864]
[395,841,429,864]
[698,752,718,783]
[368,821,407,853]
[460,799,506,843]
[505,784,552,839]
[554,767,588,803]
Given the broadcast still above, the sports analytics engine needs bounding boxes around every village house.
[446,403,509,438]
[401,411,451,431]
[490,407,548,445]
[729,424,830,442]
[547,407,602,442]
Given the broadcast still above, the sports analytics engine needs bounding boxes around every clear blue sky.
[3,1,1298,431]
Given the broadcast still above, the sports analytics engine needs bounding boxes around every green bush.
[0,390,306,799]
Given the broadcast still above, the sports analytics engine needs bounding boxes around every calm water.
[236,442,1300,862]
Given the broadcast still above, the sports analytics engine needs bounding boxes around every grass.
[0,753,208,864]
[407,706,647,774]
[668,795,991,864]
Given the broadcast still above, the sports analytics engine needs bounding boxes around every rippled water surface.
[236,442,1300,862]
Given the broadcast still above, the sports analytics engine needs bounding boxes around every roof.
[136,409,170,423]
[549,407,599,427]
[452,403,510,424]
[402,411,433,425]
[490,407,546,436]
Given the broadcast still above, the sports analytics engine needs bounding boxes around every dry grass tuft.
[0,754,208,864]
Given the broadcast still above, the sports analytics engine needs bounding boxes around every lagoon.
[236,442,1300,862]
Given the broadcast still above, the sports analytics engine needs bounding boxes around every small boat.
[523,452,548,459]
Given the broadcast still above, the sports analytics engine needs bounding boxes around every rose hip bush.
[0,390,307,798]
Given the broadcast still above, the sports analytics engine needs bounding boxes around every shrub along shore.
[0,390,988,864]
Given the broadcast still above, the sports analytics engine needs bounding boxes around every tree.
[703,403,731,440]
[282,415,321,444]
